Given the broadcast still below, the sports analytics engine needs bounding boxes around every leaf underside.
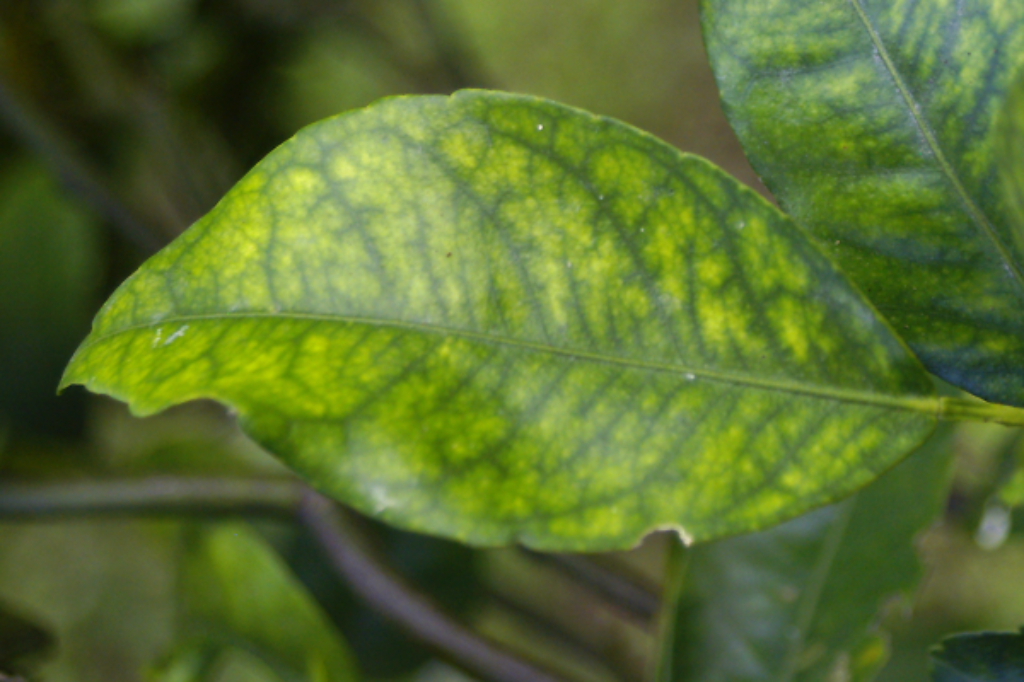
[62,91,936,550]
[701,0,1024,406]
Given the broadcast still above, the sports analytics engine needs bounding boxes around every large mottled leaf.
[931,628,1024,682]
[169,523,357,682]
[65,90,963,550]
[663,425,953,682]
[701,0,1024,406]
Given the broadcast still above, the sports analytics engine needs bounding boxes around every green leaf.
[148,645,219,682]
[0,157,102,437]
[64,90,960,550]
[174,523,358,682]
[998,462,1024,509]
[0,602,54,674]
[931,628,1024,682]
[700,0,1024,406]
[664,426,954,682]
[999,68,1024,257]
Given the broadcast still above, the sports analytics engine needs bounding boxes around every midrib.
[76,309,942,416]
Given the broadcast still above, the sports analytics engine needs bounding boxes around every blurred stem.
[298,491,575,682]
[0,477,303,519]
[648,537,688,682]
[487,588,645,682]
[520,549,660,626]
[0,76,163,253]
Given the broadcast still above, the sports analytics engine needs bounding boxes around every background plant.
[0,1,1023,682]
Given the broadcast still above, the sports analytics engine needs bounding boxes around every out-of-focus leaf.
[0,158,101,437]
[0,520,174,682]
[89,0,198,45]
[61,90,956,551]
[147,644,217,682]
[665,426,954,682]
[999,468,1024,509]
[0,602,54,675]
[930,628,1024,682]
[176,523,358,682]
[701,0,1024,406]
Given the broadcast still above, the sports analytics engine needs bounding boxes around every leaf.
[0,602,54,674]
[0,157,102,437]
[174,523,358,682]
[997,461,1024,509]
[999,67,1024,263]
[664,425,954,682]
[63,90,950,551]
[148,645,219,682]
[700,0,1024,406]
[931,628,1024,682]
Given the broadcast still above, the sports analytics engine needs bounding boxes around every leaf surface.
[701,0,1024,406]
[174,523,358,682]
[931,628,1024,682]
[63,91,941,550]
[1000,68,1024,251]
[663,426,953,682]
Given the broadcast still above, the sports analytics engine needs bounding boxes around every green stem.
[519,548,659,625]
[648,534,690,682]
[936,397,1024,427]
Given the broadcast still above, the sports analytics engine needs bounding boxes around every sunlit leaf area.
[1,1,1023,681]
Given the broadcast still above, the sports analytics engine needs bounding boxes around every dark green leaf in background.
[701,0,1024,406]
[64,91,954,550]
[663,426,953,682]
[167,523,358,682]
[931,628,1024,682]
[0,602,53,676]
[0,158,101,438]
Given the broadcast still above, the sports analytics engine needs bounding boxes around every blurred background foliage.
[0,1,1021,681]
